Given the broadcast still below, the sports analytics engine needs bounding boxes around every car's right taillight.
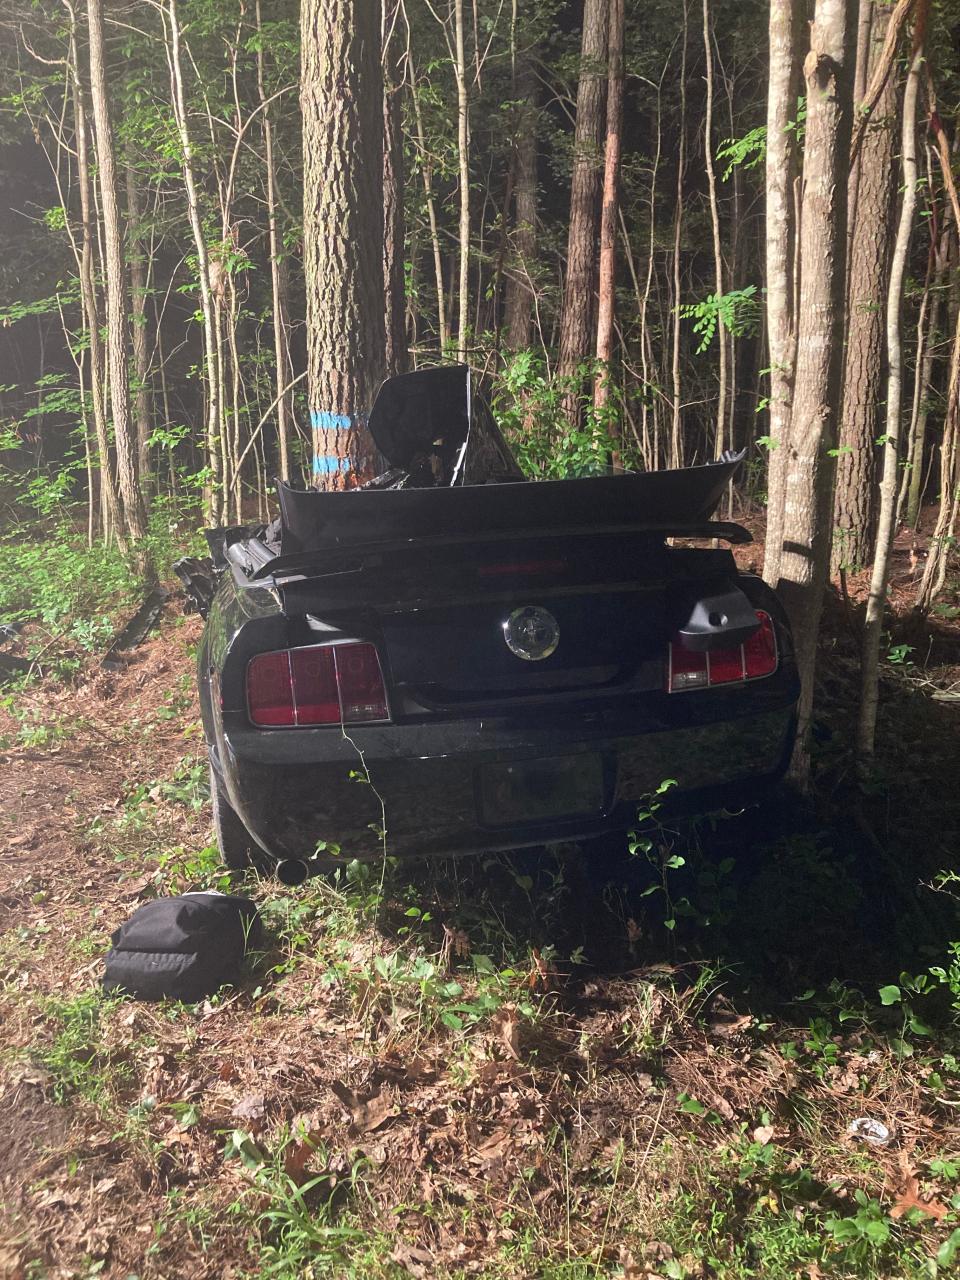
[666,610,778,693]
[246,641,389,726]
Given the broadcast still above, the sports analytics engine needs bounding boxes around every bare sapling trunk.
[125,150,152,493]
[504,49,538,350]
[165,0,223,522]
[64,1,123,546]
[833,0,897,574]
[86,0,149,552]
[639,47,665,466]
[905,218,951,526]
[670,0,689,470]
[762,0,804,587]
[593,0,624,447]
[301,0,386,487]
[702,0,726,455]
[556,0,609,425]
[778,0,856,780]
[917,85,960,609]
[454,0,471,361]
[383,0,408,376]
[858,2,925,759]
[404,26,448,348]
[255,0,293,481]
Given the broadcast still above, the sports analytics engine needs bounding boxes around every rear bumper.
[214,686,798,865]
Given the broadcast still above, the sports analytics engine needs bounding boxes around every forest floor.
[3,534,960,1278]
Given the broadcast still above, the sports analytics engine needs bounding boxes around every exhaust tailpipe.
[276,858,310,887]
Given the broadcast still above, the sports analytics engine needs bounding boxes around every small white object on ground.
[848,1117,892,1146]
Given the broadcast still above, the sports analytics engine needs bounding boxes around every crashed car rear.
[184,366,799,884]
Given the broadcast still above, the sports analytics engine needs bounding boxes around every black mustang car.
[183,366,799,884]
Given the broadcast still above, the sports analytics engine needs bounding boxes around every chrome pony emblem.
[502,606,560,661]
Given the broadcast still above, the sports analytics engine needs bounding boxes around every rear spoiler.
[249,520,752,584]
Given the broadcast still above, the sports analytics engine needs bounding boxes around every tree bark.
[125,149,152,493]
[917,86,960,609]
[165,0,223,522]
[383,0,408,376]
[670,0,689,470]
[255,0,294,482]
[64,0,123,547]
[301,0,385,487]
[702,0,726,455]
[777,0,856,779]
[762,0,804,587]
[453,0,471,361]
[905,218,950,526]
[504,51,538,350]
[86,0,148,550]
[556,0,608,423]
[833,1,897,573]
[858,2,925,759]
[593,0,624,441]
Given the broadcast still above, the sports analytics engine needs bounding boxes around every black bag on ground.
[102,893,262,1002]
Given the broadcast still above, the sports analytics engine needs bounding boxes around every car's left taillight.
[246,642,389,726]
[666,610,778,693]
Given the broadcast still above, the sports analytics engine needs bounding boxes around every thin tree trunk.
[86,0,149,550]
[671,0,689,470]
[702,0,726,455]
[639,48,664,463]
[778,0,856,780]
[454,0,471,361]
[405,30,448,349]
[858,3,925,758]
[125,151,152,494]
[301,0,386,486]
[383,0,408,376]
[917,86,960,609]
[64,1,123,547]
[833,0,897,573]
[504,49,538,350]
[556,0,609,424]
[165,0,223,522]
[593,0,624,445]
[762,0,804,586]
[254,0,293,482]
[905,220,950,526]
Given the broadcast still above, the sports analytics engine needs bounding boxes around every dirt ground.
[2,560,960,1277]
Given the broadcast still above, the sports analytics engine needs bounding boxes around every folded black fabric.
[102,893,261,1002]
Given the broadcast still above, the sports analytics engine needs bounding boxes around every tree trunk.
[301,0,385,487]
[905,220,950,526]
[917,89,960,609]
[670,0,689,470]
[64,1,123,547]
[383,0,408,376]
[762,0,804,587]
[858,2,924,759]
[454,0,471,361]
[777,0,856,779]
[702,0,726,455]
[125,150,152,493]
[833,1,897,573]
[593,0,624,441]
[504,52,538,350]
[86,0,149,549]
[166,0,223,522]
[556,0,608,423]
[255,0,293,482]
[405,34,448,349]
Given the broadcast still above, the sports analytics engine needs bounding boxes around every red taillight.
[246,642,389,727]
[246,650,295,725]
[743,611,778,679]
[667,610,778,693]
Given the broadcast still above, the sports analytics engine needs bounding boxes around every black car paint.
[197,529,799,873]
